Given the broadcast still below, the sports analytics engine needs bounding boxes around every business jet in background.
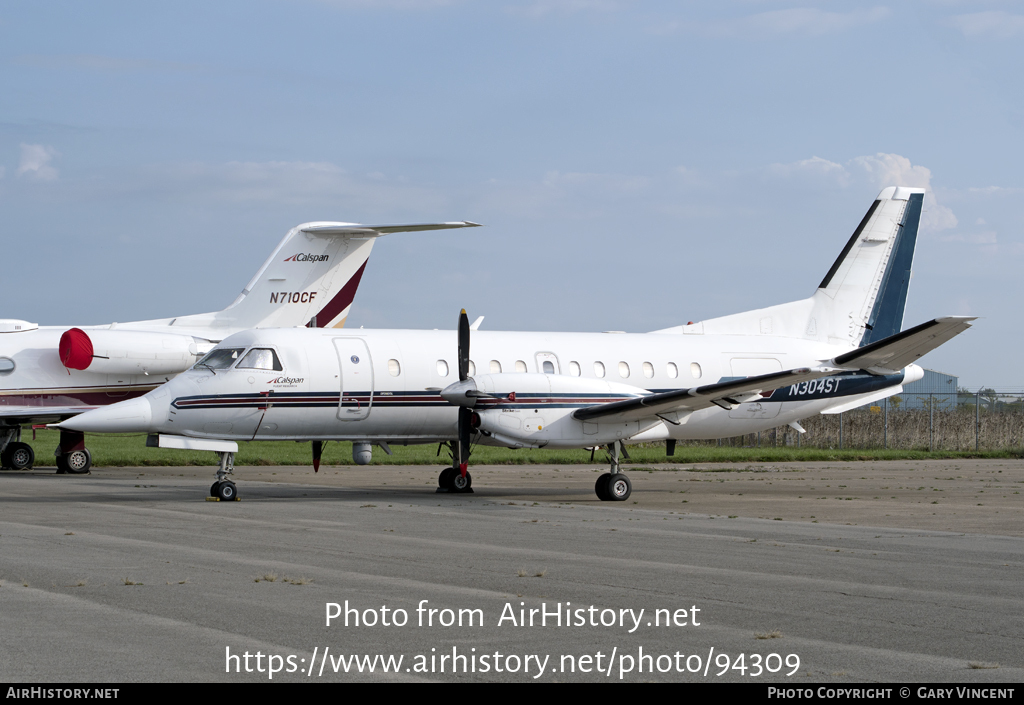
[62,188,974,501]
[0,220,478,473]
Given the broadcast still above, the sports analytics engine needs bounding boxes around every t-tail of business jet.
[60,188,974,501]
[0,220,478,473]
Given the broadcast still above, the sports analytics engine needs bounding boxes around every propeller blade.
[312,440,323,473]
[458,309,470,382]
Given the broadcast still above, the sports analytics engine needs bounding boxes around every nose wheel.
[207,451,240,501]
[210,480,238,501]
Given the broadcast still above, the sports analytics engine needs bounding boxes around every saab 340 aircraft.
[0,220,478,472]
[62,188,974,501]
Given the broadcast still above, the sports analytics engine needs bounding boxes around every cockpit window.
[237,348,283,371]
[194,347,246,371]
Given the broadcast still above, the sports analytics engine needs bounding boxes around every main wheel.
[5,442,35,470]
[217,481,237,501]
[211,481,223,497]
[595,473,612,501]
[451,470,472,492]
[438,467,456,489]
[65,448,92,474]
[605,473,632,501]
[55,454,68,474]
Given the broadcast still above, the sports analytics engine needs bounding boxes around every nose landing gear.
[208,450,239,501]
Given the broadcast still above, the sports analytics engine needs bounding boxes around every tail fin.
[126,221,479,335]
[652,187,924,348]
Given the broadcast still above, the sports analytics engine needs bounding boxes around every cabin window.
[542,360,555,374]
[667,362,678,379]
[237,348,283,371]
[468,360,476,376]
[642,362,654,379]
[619,361,630,378]
[568,361,581,377]
[194,347,245,371]
[490,360,502,374]
[437,360,449,377]
[515,360,527,373]
[0,358,13,375]
[594,361,605,378]
[388,359,401,377]
[690,362,702,379]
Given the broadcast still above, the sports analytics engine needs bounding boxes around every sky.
[1,0,1021,388]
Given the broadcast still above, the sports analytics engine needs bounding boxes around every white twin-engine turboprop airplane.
[0,220,478,473]
[61,187,975,502]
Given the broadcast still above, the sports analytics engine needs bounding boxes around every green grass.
[19,429,1022,468]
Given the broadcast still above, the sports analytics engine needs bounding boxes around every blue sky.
[1,1,1021,387]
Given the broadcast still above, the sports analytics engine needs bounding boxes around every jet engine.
[443,373,664,449]
[58,328,214,376]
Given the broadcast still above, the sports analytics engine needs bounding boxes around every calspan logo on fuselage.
[284,253,329,262]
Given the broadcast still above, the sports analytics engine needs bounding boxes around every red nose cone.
[59,328,94,370]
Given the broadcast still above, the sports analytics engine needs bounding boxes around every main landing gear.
[594,440,632,501]
[54,430,91,475]
[0,426,35,471]
[437,441,473,493]
[209,450,239,501]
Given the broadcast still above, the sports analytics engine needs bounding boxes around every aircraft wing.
[828,316,976,375]
[300,222,481,236]
[573,315,974,425]
[572,367,832,423]
[0,406,97,425]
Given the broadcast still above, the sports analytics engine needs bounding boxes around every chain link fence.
[694,391,1024,451]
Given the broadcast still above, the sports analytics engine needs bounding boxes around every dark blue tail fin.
[859,191,923,345]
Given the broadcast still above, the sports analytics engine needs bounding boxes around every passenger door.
[333,338,373,420]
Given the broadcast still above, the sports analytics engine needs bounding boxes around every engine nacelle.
[59,328,210,376]
[453,373,663,449]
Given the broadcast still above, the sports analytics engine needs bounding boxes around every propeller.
[457,309,471,477]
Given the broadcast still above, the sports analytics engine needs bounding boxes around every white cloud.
[944,11,1024,39]
[769,152,957,233]
[658,7,891,38]
[850,153,957,232]
[17,144,59,181]
[769,156,848,183]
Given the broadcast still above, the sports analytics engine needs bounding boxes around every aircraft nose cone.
[440,379,478,407]
[59,396,154,434]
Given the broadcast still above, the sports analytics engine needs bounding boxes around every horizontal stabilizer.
[829,316,975,375]
[301,221,480,236]
[573,367,832,423]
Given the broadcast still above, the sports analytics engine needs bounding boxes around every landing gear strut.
[595,440,631,501]
[437,441,473,493]
[54,431,91,474]
[209,450,238,501]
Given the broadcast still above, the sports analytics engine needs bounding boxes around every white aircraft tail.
[653,187,925,348]
[126,221,478,334]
